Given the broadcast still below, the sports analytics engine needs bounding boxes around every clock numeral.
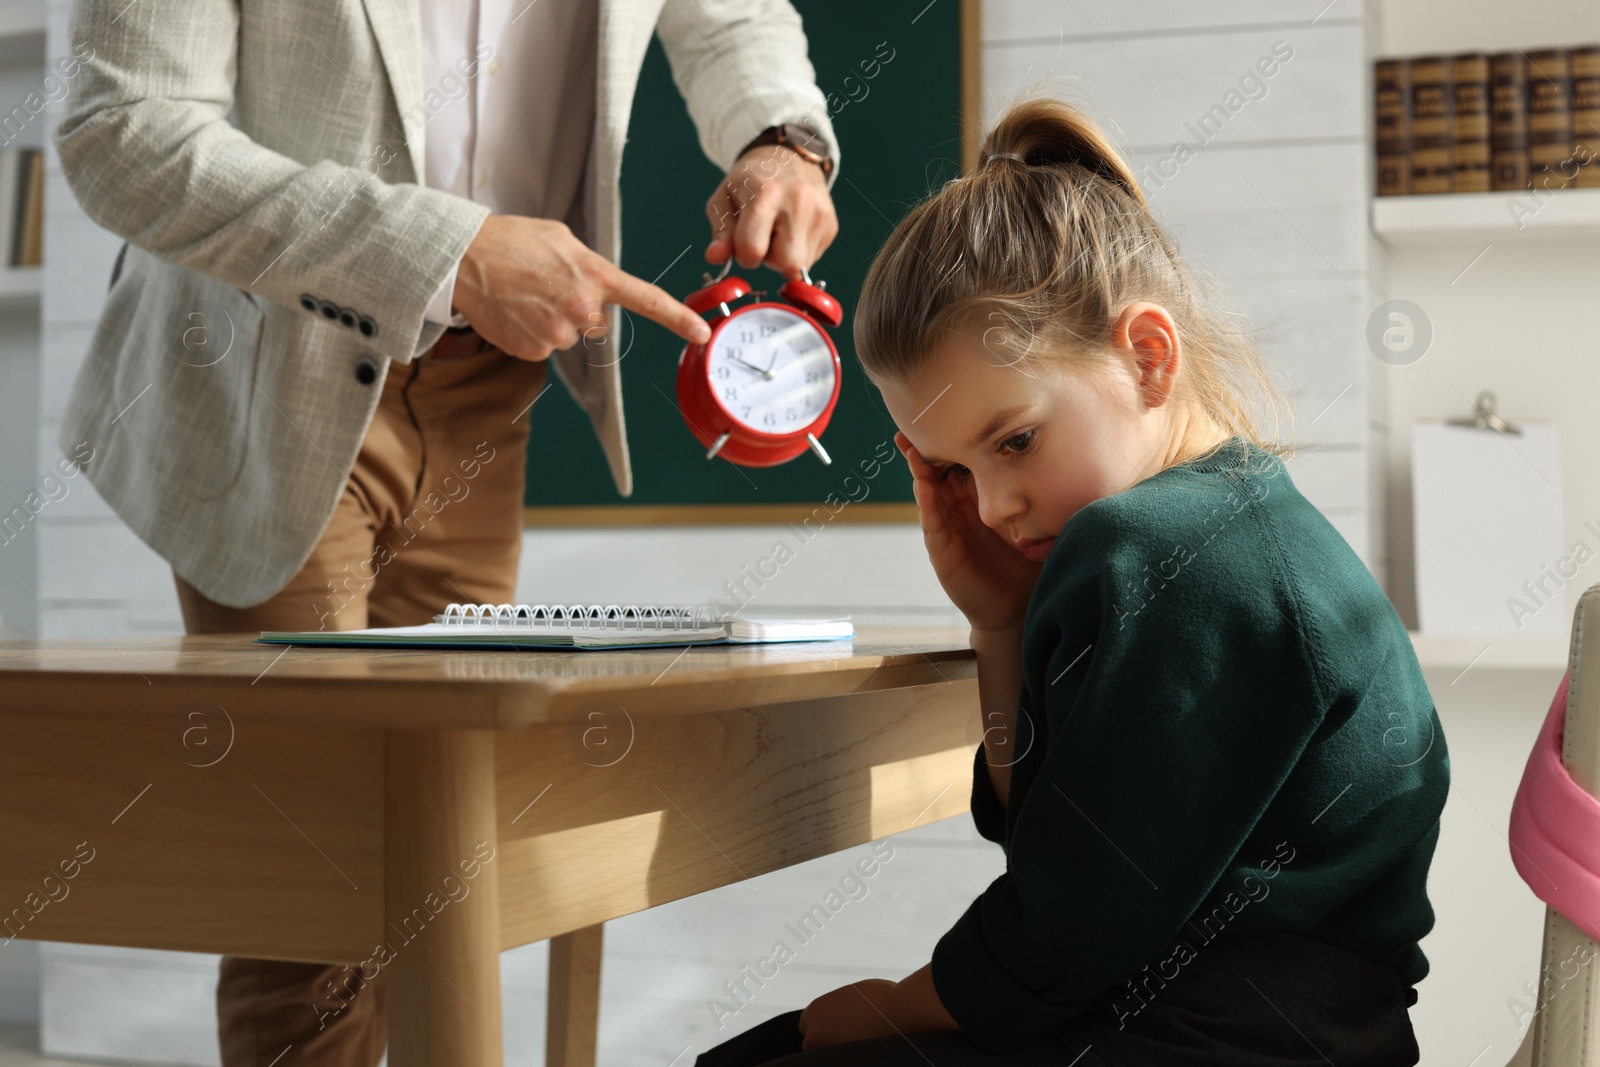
[761,324,777,337]
[785,407,797,422]
[713,365,731,379]
[739,330,754,344]
[763,412,777,427]
[725,346,744,361]
[723,386,738,401]
[804,369,823,383]
[741,406,752,419]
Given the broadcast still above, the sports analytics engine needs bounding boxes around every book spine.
[1572,45,1600,189]
[18,149,40,267]
[1527,48,1573,191]
[1491,51,1530,190]
[1408,55,1453,194]
[1374,58,1411,196]
[9,148,29,269]
[1451,53,1492,193]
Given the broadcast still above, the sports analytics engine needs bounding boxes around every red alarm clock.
[675,260,843,467]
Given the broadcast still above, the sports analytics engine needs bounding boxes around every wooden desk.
[0,628,978,1067]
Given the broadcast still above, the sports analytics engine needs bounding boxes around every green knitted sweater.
[930,436,1450,1053]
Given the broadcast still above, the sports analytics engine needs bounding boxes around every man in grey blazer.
[52,0,840,1063]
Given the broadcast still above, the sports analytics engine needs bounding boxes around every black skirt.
[1054,928,1420,1066]
[695,930,1420,1067]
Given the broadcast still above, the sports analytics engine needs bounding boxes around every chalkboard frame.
[523,0,981,528]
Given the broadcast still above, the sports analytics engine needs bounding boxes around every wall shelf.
[0,2,45,40]
[1373,187,1600,244]
[1409,631,1569,672]
[0,1,44,65]
[0,265,40,305]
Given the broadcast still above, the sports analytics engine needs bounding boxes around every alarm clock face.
[707,306,836,435]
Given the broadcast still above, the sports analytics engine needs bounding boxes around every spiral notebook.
[257,602,856,651]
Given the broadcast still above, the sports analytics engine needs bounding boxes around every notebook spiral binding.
[436,602,724,631]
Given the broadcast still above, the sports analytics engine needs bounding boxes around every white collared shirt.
[418,0,598,326]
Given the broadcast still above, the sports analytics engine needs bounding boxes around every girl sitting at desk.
[697,96,1450,1067]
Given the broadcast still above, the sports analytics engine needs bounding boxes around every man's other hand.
[705,144,838,278]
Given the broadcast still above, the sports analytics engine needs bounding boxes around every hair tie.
[987,151,1025,164]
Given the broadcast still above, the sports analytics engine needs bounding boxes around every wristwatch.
[739,123,834,180]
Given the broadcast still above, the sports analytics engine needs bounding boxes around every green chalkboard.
[524,1,963,509]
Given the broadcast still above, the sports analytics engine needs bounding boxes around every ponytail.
[855,95,1296,463]
[977,97,1146,208]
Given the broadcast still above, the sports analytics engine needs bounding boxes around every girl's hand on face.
[896,431,1044,635]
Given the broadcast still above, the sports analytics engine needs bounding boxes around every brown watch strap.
[739,123,834,178]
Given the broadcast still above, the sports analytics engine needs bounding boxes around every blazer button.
[299,293,317,312]
[358,315,377,338]
[319,301,340,321]
[355,358,378,385]
[339,309,357,328]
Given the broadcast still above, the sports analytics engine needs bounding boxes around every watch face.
[707,306,836,435]
[782,122,828,162]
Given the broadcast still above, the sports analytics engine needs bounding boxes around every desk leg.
[547,924,603,1067]
[385,730,503,1067]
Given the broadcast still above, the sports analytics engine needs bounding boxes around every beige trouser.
[175,327,548,1067]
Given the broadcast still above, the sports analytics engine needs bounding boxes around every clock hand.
[727,354,771,377]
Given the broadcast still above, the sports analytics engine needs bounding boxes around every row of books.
[1374,46,1600,196]
[0,148,42,267]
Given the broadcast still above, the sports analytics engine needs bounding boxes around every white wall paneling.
[0,0,45,638]
[981,5,1374,583]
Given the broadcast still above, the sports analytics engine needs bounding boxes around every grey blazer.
[53,0,838,607]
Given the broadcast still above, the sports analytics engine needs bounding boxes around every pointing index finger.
[603,265,711,345]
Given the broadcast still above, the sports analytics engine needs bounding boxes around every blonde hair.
[854,96,1298,466]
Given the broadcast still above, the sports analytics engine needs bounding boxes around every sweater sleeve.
[968,744,1008,843]
[930,500,1329,1051]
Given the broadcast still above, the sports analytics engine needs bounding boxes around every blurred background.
[0,0,1596,1064]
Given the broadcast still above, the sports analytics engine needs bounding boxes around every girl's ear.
[1112,302,1181,409]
